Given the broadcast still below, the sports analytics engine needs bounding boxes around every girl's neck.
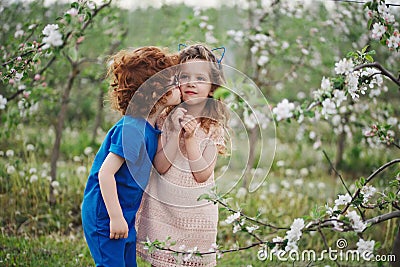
[184,102,207,117]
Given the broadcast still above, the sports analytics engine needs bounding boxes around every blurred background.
[1,0,399,266]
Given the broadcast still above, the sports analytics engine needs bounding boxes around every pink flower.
[34,74,41,81]
[76,36,85,44]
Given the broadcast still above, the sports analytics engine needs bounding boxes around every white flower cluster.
[42,24,63,50]
[356,238,375,260]
[367,3,399,50]
[283,218,305,251]
[243,106,270,129]
[387,30,400,49]
[371,22,386,40]
[334,193,352,208]
[334,58,354,75]
[360,185,376,204]
[0,95,7,109]
[345,210,367,233]
[272,99,295,121]
[224,212,240,224]
[227,30,245,44]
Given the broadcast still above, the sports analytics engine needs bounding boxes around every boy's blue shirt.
[83,115,161,224]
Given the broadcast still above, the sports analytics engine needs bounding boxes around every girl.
[81,46,181,267]
[136,44,229,267]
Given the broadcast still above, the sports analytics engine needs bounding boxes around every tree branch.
[365,210,400,226]
[353,62,400,87]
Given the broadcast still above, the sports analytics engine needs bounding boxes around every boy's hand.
[109,216,128,239]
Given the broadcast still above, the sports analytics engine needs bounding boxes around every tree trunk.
[242,127,259,189]
[49,63,79,205]
[91,88,104,144]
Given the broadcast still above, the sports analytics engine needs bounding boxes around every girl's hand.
[180,114,199,139]
[109,216,128,239]
[170,107,187,132]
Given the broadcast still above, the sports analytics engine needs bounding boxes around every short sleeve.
[109,122,143,163]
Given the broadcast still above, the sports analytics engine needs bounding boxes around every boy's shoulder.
[111,116,147,134]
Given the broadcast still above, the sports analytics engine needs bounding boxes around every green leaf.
[361,45,369,53]
[69,47,78,62]
[71,2,79,9]
[365,54,374,62]
[213,87,231,100]
[197,193,211,201]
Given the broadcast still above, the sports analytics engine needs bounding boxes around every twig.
[365,210,400,226]
[353,62,400,87]
[322,150,351,196]
[214,197,289,230]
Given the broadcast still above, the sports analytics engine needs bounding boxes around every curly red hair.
[107,46,179,116]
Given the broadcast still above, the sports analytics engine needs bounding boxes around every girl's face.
[179,59,213,106]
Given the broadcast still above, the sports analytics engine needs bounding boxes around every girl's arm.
[181,115,218,183]
[153,108,186,174]
[185,137,218,183]
[98,152,128,239]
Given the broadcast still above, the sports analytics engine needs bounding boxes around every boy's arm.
[153,131,180,174]
[98,152,128,239]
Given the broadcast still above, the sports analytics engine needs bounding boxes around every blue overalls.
[81,116,161,267]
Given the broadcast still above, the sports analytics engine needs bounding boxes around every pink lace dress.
[136,119,224,267]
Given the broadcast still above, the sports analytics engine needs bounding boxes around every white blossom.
[360,185,376,204]
[65,8,79,16]
[334,193,352,207]
[7,165,16,174]
[84,146,93,155]
[257,55,269,66]
[76,166,87,174]
[356,238,375,260]
[371,22,386,40]
[387,30,400,49]
[6,150,14,157]
[225,212,240,224]
[51,180,60,188]
[346,210,367,232]
[42,24,63,49]
[30,174,39,183]
[284,218,304,252]
[321,98,337,118]
[14,29,24,38]
[334,58,354,75]
[346,72,360,100]
[245,225,259,233]
[86,1,96,9]
[320,76,332,91]
[0,95,7,109]
[332,90,347,106]
[272,99,295,121]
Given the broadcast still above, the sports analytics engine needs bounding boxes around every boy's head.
[107,46,179,116]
